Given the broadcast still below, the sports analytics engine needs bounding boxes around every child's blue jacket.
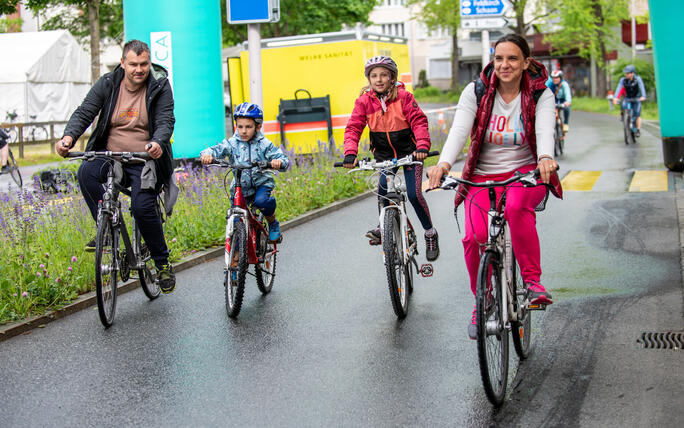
[200,131,290,196]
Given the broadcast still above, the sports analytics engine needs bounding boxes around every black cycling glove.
[343,154,357,165]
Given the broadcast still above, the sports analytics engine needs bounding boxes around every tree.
[544,0,629,97]
[26,0,123,84]
[407,0,460,91]
[507,0,557,36]
[221,0,378,47]
[0,0,20,15]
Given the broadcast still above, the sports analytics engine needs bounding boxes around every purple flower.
[45,252,50,259]
[55,278,60,283]
[171,238,177,243]
[39,264,45,269]
[36,272,42,277]
[67,266,73,272]
[22,291,28,297]
[71,256,77,263]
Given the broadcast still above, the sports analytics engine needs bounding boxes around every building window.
[416,23,450,40]
[380,0,406,6]
[374,22,405,37]
[428,58,451,80]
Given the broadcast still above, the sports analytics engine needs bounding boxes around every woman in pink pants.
[427,34,563,340]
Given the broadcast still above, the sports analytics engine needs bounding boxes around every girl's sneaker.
[526,281,553,305]
[468,306,477,340]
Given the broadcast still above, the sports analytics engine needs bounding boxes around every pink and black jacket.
[454,60,563,208]
[344,83,430,161]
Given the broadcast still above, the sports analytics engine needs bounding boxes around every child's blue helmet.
[233,102,263,124]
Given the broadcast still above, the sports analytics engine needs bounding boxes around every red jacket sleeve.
[401,90,431,151]
[343,95,368,156]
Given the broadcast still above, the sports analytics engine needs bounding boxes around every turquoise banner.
[123,0,225,158]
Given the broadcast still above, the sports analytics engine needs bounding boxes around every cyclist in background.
[200,102,290,242]
[612,65,647,137]
[0,127,9,173]
[342,55,440,261]
[546,69,572,133]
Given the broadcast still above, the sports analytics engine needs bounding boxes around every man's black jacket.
[63,63,175,180]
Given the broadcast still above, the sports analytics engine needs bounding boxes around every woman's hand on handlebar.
[427,162,448,189]
[537,157,558,184]
[200,154,213,165]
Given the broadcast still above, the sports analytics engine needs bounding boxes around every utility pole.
[631,0,636,60]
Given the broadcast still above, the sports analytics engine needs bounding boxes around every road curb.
[0,190,374,342]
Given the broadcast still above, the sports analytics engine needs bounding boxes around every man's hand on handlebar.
[56,136,74,157]
[146,142,162,159]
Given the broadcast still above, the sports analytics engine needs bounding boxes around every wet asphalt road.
[1,111,683,427]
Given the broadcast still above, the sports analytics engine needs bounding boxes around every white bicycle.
[335,152,438,318]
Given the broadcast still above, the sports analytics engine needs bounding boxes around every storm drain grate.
[637,332,684,350]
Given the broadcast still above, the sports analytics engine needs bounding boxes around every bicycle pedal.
[527,303,547,311]
[420,263,433,277]
[368,239,381,246]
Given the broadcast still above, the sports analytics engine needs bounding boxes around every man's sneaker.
[0,164,9,174]
[468,307,477,340]
[425,229,439,261]
[562,124,569,133]
[635,129,641,137]
[526,281,553,305]
[84,237,96,252]
[157,263,176,294]
[366,227,381,245]
[268,219,281,242]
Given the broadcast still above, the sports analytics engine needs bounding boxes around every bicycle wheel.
[509,250,531,359]
[95,216,119,327]
[137,232,160,300]
[476,250,509,406]
[383,209,410,319]
[225,221,248,318]
[554,120,564,157]
[623,110,634,145]
[255,221,277,294]
[7,149,22,187]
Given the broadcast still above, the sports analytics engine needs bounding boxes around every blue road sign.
[227,0,279,24]
[460,0,511,17]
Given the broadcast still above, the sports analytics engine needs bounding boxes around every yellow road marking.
[629,170,668,192]
[561,170,602,191]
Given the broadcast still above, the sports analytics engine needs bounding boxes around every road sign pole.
[248,23,263,107]
[482,29,490,68]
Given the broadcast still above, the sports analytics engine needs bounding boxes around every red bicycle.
[210,160,280,318]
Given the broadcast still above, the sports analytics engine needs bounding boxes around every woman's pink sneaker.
[526,282,553,305]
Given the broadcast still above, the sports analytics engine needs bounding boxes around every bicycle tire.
[255,221,277,294]
[623,110,634,145]
[383,209,410,319]
[137,234,160,300]
[554,119,563,157]
[8,149,22,187]
[225,221,248,318]
[509,250,531,359]
[95,216,118,327]
[476,250,509,406]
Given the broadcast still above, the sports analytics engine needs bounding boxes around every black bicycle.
[0,144,22,187]
[68,151,163,327]
[620,98,641,145]
[553,104,566,157]
[433,168,555,406]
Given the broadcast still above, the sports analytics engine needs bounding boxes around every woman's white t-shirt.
[439,81,555,175]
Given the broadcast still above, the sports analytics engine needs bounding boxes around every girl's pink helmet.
[364,56,398,78]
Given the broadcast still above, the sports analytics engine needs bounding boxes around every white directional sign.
[461,17,509,29]
[460,0,512,17]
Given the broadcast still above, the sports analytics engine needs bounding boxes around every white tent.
[0,30,91,124]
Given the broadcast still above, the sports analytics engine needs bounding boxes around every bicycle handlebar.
[66,151,152,163]
[333,151,440,169]
[207,159,284,171]
[430,166,560,192]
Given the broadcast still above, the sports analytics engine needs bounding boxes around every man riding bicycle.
[612,64,647,137]
[546,69,572,133]
[56,39,177,294]
[0,127,10,173]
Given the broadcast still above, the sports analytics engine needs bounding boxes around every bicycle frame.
[377,170,416,269]
[223,165,276,267]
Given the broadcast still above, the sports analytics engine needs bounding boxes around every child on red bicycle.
[342,55,440,261]
[200,102,290,242]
